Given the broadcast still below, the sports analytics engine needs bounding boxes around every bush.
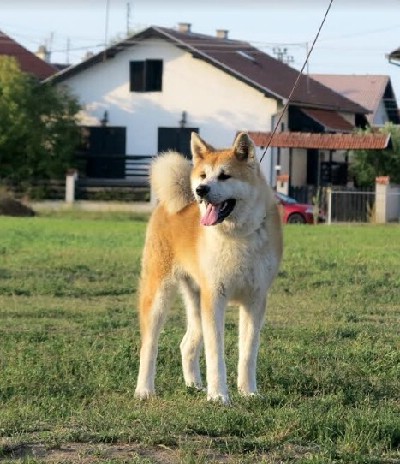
[0,56,81,193]
[350,124,400,187]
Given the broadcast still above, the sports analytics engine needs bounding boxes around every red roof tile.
[248,131,391,150]
[311,74,399,124]
[154,27,368,114]
[0,31,57,80]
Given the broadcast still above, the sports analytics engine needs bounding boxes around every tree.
[350,123,400,187]
[0,56,81,193]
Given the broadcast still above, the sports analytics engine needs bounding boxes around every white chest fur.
[199,220,278,303]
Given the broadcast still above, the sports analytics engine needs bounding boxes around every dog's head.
[191,132,259,227]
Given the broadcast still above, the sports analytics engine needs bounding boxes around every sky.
[1,0,400,100]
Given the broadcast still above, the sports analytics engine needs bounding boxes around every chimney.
[178,22,191,33]
[216,29,229,40]
[82,51,94,61]
[36,45,51,63]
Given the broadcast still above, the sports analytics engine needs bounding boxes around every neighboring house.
[0,31,57,80]
[47,23,374,187]
[311,74,400,126]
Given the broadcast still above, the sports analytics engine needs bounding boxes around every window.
[129,59,163,92]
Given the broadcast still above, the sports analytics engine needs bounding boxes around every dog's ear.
[233,132,255,161]
[191,132,213,161]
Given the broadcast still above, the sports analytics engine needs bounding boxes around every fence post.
[276,174,289,196]
[326,187,332,225]
[65,169,78,204]
[375,176,390,224]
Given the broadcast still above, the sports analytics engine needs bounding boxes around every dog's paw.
[134,387,155,400]
[207,392,231,405]
[186,381,204,391]
[238,388,260,398]
[239,391,264,402]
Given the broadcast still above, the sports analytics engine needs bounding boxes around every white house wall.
[338,111,356,127]
[61,39,277,159]
[254,110,289,186]
[262,146,307,188]
[373,100,389,126]
[290,149,307,186]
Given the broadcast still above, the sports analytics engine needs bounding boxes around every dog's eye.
[218,172,231,181]
[199,173,206,179]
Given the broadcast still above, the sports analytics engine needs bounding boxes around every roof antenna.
[103,0,110,62]
[260,0,334,163]
[126,2,132,36]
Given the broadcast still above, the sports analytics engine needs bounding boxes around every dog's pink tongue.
[201,203,220,226]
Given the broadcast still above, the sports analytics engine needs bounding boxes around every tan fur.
[135,132,283,403]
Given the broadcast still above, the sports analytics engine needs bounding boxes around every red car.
[275,192,325,224]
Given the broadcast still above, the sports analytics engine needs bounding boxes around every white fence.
[385,187,400,222]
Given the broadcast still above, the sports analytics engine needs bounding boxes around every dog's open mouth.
[200,199,236,226]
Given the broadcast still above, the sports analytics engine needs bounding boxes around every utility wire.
[260,0,334,163]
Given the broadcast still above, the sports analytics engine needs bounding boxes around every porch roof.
[248,131,391,150]
[300,109,355,132]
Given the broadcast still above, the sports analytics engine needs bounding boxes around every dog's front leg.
[237,297,267,396]
[201,289,229,404]
[179,278,203,390]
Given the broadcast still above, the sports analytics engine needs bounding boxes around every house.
[311,74,400,126]
[48,23,374,188]
[0,31,57,80]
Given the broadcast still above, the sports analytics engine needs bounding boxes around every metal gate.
[327,187,375,223]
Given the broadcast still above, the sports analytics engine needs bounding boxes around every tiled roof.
[311,74,399,124]
[0,31,57,80]
[248,131,391,150]
[48,26,368,115]
[301,109,355,132]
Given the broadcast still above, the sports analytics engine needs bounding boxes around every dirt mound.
[0,196,35,217]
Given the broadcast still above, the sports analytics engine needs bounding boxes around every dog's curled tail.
[151,152,194,214]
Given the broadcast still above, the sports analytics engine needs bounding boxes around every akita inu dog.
[135,132,283,403]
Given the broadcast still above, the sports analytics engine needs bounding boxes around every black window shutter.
[130,61,145,92]
[146,60,163,92]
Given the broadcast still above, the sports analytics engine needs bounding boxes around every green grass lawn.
[0,213,399,463]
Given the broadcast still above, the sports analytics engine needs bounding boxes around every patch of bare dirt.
[3,441,397,464]
[0,440,325,464]
[1,442,179,463]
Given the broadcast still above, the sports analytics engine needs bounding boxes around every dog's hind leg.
[179,277,203,390]
[237,297,267,396]
[135,275,176,399]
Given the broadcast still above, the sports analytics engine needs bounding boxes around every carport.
[249,131,392,188]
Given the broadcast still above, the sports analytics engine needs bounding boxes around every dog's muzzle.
[195,184,236,226]
[195,184,210,198]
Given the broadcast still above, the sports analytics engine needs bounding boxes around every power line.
[260,0,335,163]
[319,23,400,42]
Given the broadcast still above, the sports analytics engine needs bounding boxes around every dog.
[135,132,283,403]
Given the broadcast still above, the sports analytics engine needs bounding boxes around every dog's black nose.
[196,184,210,198]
